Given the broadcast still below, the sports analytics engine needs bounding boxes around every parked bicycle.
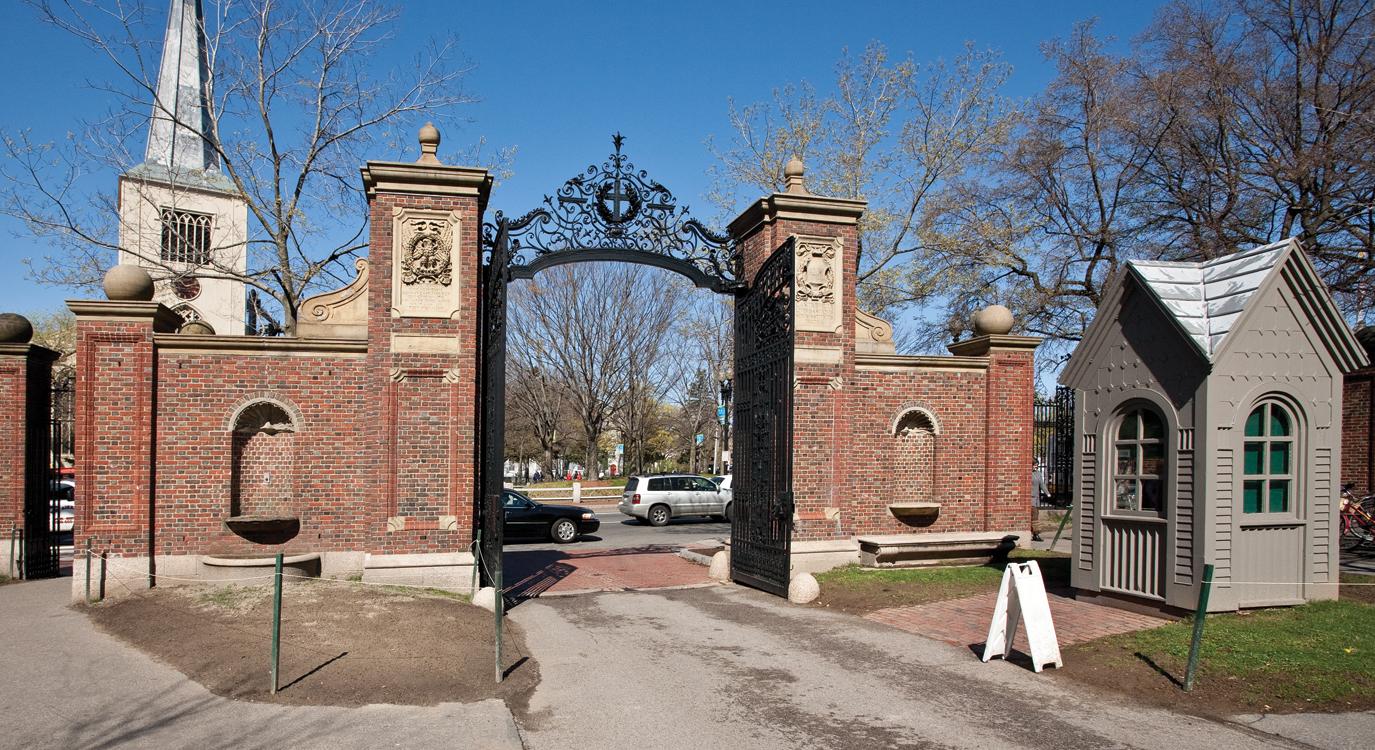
[1340,482,1375,551]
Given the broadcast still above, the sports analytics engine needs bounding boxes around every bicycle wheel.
[1343,513,1375,552]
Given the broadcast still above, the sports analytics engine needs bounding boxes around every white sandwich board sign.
[981,560,1063,672]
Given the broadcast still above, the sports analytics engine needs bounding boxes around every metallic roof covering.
[1128,239,1293,360]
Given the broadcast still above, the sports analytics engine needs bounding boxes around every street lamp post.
[718,378,733,473]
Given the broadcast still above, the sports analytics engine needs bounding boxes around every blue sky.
[0,0,1166,317]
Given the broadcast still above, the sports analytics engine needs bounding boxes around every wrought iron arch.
[481,133,740,292]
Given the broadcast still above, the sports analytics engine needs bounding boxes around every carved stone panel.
[794,235,843,333]
[391,207,462,318]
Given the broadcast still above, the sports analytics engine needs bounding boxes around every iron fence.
[1033,386,1075,508]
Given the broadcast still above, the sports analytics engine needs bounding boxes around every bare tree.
[611,275,690,475]
[709,42,1016,324]
[678,295,733,471]
[0,0,498,332]
[508,264,631,479]
[1140,0,1375,317]
[505,355,569,479]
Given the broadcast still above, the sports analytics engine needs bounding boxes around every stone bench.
[857,532,1020,568]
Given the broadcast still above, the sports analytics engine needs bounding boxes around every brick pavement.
[866,591,1170,651]
[503,545,713,600]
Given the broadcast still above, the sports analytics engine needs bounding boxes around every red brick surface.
[503,547,713,597]
[867,591,1170,650]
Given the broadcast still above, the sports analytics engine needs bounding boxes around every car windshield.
[624,478,638,492]
[710,477,724,486]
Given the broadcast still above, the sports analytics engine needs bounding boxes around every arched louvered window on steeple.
[160,208,213,265]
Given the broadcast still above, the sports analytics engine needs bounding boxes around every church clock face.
[173,275,201,301]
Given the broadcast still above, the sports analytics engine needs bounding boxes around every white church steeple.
[144,0,218,174]
[117,0,248,335]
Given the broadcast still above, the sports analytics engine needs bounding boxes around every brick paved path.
[504,545,713,600]
[867,591,1170,651]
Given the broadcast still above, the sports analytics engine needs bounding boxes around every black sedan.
[502,489,599,543]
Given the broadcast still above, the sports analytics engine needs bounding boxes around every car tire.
[551,518,579,544]
[724,502,733,522]
[647,505,670,527]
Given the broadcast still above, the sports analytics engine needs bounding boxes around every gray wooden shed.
[1059,239,1368,613]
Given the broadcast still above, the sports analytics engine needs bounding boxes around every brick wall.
[150,352,370,556]
[848,368,990,536]
[73,312,165,557]
[1343,370,1375,494]
[0,352,27,541]
[365,188,481,553]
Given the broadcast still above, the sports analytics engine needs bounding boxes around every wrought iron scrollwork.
[481,133,739,290]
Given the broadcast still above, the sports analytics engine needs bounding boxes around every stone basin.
[223,515,300,545]
[888,502,941,527]
[200,552,321,583]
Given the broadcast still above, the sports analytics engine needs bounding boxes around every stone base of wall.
[69,550,475,603]
[720,538,862,577]
[361,551,476,592]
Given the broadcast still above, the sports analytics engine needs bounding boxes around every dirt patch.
[85,580,538,709]
[1340,573,1375,605]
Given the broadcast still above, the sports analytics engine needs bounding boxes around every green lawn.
[812,550,1070,615]
[519,477,630,489]
[1069,597,1375,711]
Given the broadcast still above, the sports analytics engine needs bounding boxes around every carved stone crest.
[391,207,462,318]
[797,238,836,303]
[793,235,844,333]
[400,219,453,286]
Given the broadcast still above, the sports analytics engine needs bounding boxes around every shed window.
[1243,403,1294,514]
[1112,408,1165,514]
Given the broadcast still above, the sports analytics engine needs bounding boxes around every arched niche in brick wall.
[890,406,939,510]
[228,399,301,543]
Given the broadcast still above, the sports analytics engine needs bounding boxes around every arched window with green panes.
[1243,402,1295,514]
[1113,408,1166,515]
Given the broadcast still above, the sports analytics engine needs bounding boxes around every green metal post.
[17,527,24,580]
[1183,563,1215,692]
[1050,504,1073,549]
[270,552,283,694]
[494,549,504,684]
[84,538,92,603]
[7,525,14,579]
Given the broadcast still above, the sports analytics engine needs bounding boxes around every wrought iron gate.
[478,219,511,678]
[1033,385,1075,506]
[21,363,61,578]
[478,220,510,585]
[476,134,796,599]
[729,241,795,597]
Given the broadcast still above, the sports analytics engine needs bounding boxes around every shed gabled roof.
[1128,240,1288,359]
[1060,238,1369,386]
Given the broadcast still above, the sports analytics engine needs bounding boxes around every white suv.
[619,474,732,526]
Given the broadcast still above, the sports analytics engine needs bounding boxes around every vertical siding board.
[1313,447,1331,580]
[1175,450,1194,583]
[1079,451,1096,571]
[1216,448,1233,582]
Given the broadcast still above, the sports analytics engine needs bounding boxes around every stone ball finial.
[179,319,215,335]
[784,155,808,195]
[972,304,1015,336]
[103,264,155,302]
[0,312,34,344]
[417,122,441,165]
